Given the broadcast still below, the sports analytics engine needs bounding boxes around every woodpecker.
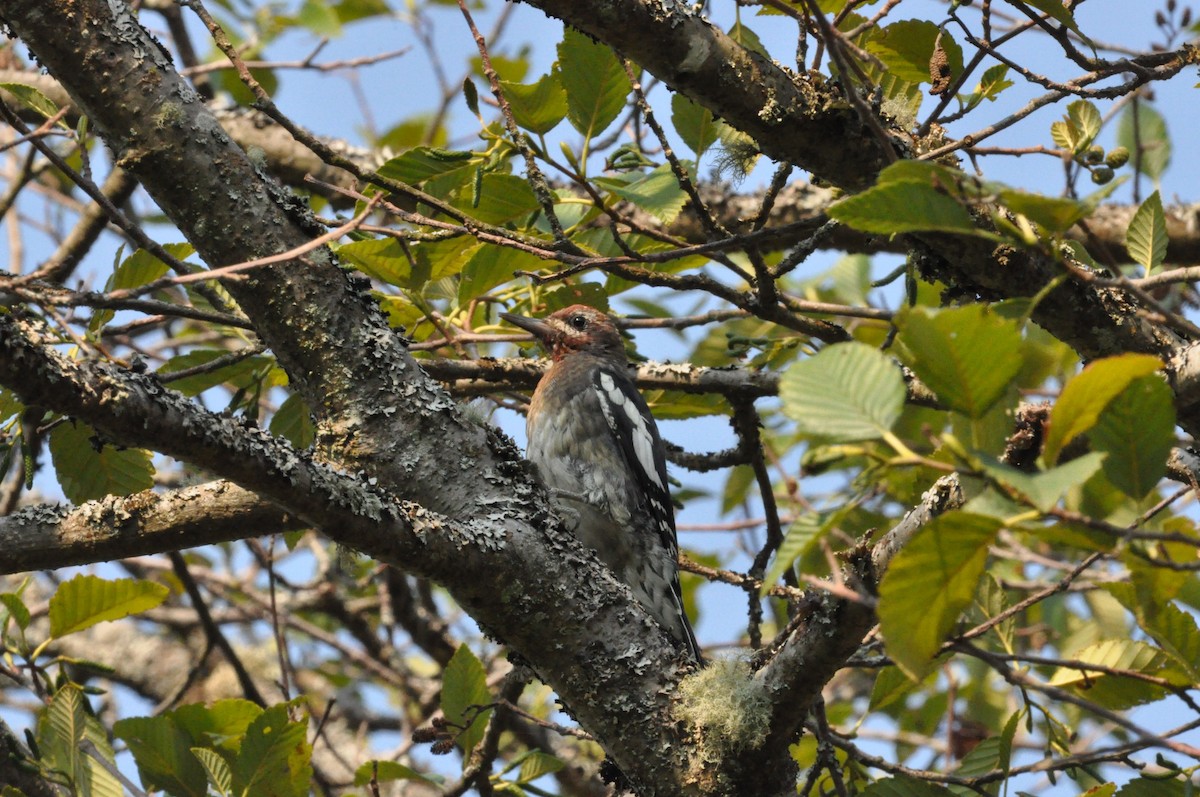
[500,304,702,662]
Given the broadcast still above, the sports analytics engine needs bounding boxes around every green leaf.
[780,342,906,442]
[90,243,192,332]
[1047,639,1182,709]
[375,147,477,186]
[1117,103,1171,182]
[1107,585,1200,681]
[114,716,208,797]
[38,685,123,797]
[864,20,963,86]
[761,507,849,596]
[878,512,1001,679]
[158,350,279,397]
[269,393,315,449]
[49,574,169,638]
[979,451,1106,513]
[1,592,31,630]
[671,94,722,158]
[1089,375,1174,500]
[1022,0,1089,40]
[452,173,540,224]
[297,0,342,36]
[353,761,440,787]
[998,188,1092,232]
[191,748,233,797]
[232,703,312,797]
[458,244,544,305]
[1043,353,1163,464]
[500,73,568,135]
[1126,190,1167,275]
[515,751,564,784]
[1115,777,1189,797]
[0,83,64,123]
[441,644,493,757]
[859,773,957,796]
[594,164,689,224]
[962,64,1012,109]
[48,420,154,503]
[335,237,417,286]
[172,699,261,751]
[558,27,628,139]
[829,173,980,236]
[896,305,1023,418]
[868,665,919,711]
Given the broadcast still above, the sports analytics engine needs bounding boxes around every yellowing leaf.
[49,574,169,638]
[1044,353,1162,464]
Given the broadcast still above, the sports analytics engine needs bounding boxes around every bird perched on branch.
[500,304,702,662]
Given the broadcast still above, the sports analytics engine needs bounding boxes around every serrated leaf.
[353,761,440,786]
[191,748,233,797]
[48,419,154,503]
[1022,0,1089,40]
[335,237,418,287]
[114,716,208,797]
[878,512,1002,679]
[868,665,918,711]
[1126,190,1167,275]
[39,685,123,797]
[90,243,192,332]
[1114,778,1189,797]
[1107,585,1200,681]
[896,305,1022,418]
[980,451,1106,513]
[500,73,567,135]
[594,164,689,224]
[558,28,628,139]
[829,180,979,235]
[1090,375,1173,500]
[0,83,63,123]
[1044,353,1163,464]
[1047,639,1182,709]
[458,244,544,305]
[232,703,312,797]
[49,574,169,638]
[1117,103,1171,182]
[865,20,963,86]
[963,64,1012,108]
[780,342,906,442]
[441,644,493,757]
[671,94,722,158]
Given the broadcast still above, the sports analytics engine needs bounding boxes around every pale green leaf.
[48,419,154,504]
[1044,353,1163,464]
[594,164,689,224]
[859,773,957,796]
[1090,375,1174,500]
[0,82,62,122]
[1,593,31,631]
[191,748,233,797]
[233,703,312,797]
[375,147,477,186]
[114,716,208,797]
[896,305,1022,418]
[780,342,906,442]
[1047,639,1182,709]
[441,644,493,757]
[1022,0,1089,39]
[335,237,418,286]
[1117,103,1171,182]
[516,751,565,784]
[829,181,979,235]
[998,188,1092,232]
[671,94,722,158]
[1126,190,1167,275]
[878,512,1002,679]
[980,451,1106,513]
[1115,778,1189,797]
[269,393,315,449]
[453,173,540,224]
[49,574,169,638]
[158,350,279,397]
[864,20,963,86]
[558,28,628,139]
[354,761,440,786]
[500,73,568,135]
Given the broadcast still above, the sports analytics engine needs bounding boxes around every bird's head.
[500,304,626,362]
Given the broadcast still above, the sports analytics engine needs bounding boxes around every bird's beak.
[499,312,553,341]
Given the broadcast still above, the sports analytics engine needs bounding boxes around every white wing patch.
[595,372,666,492]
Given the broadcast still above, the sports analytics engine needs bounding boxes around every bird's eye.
[569,314,588,331]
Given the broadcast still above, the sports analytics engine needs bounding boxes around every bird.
[500,304,702,662]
